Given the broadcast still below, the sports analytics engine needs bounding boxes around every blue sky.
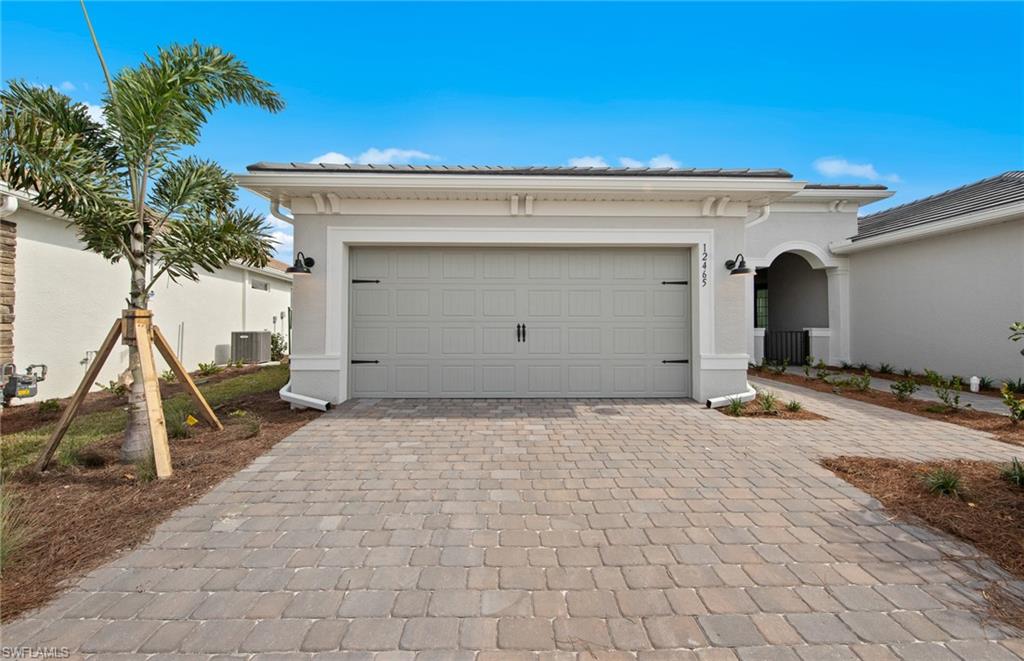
[3,1,1022,260]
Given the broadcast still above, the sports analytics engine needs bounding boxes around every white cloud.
[269,229,294,261]
[83,102,105,125]
[311,147,438,165]
[813,156,900,183]
[648,153,681,169]
[59,80,76,92]
[618,157,645,168]
[568,155,609,168]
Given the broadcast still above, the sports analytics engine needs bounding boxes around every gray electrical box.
[230,331,272,364]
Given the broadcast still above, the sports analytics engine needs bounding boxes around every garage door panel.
[349,247,690,398]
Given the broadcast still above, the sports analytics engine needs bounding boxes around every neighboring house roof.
[246,163,794,178]
[266,258,290,273]
[853,171,1024,241]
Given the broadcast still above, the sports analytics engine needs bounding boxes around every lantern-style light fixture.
[725,253,754,276]
[286,252,315,275]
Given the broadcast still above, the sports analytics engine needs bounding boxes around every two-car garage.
[348,247,692,398]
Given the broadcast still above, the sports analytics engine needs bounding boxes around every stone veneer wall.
[0,218,14,364]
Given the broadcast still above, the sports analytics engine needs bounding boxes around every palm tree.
[1,38,284,462]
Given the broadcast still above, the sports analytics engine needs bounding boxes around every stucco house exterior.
[238,164,893,405]
[834,171,1024,383]
[0,188,293,401]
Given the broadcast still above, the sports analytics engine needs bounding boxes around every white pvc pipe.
[0,194,19,218]
[705,383,758,409]
[279,380,331,411]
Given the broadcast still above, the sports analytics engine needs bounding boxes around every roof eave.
[830,201,1024,254]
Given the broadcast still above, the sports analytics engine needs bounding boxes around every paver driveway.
[5,380,1024,660]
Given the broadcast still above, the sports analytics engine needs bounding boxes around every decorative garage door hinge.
[351,359,380,364]
[660,280,689,285]
[662,359,689,364]
[351,279,381,284]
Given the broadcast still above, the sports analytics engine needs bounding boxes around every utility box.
[231,331,271,364]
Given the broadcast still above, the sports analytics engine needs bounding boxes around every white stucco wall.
[11,206,292,400]
[849,218,1024,381]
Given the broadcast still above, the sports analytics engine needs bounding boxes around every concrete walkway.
[783,366,1010,416]
[5,382,1023,659]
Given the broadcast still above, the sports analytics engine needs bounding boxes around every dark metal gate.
[764,330,809,366]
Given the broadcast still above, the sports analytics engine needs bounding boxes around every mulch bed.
[1,364,268,435]
[828,367,1010,399]
[753,369,1023,447]
[717,398,827,421]
[822,456,1024,629]
[0,389,320,621]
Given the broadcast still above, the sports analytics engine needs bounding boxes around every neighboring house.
[832,171,1024,383]
[0,188,293,401]
[237,164,892,404]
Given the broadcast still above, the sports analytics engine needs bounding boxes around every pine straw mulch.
[0,390,321,621]
[822,455,1024,630]
[752,369,1023,447]
[716,396,827,421]
[1,363,269,435]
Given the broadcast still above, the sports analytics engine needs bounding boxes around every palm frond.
[148,156,237,222]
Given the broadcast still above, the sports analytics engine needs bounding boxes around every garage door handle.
[351,359,379,364]
[661,280,689,285]
[351,279,381,284]
[516,324,522,342]
[662,359,689,364]
[522,323,526,342]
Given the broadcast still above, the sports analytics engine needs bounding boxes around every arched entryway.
[755,251,829,365]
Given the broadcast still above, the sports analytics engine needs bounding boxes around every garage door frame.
[299,225,727,401]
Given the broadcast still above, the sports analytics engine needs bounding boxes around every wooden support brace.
[35,318,122,472]
[127,310,173,479]
[152,325,222,430]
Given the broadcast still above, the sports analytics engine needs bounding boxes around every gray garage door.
[349,247,691,398]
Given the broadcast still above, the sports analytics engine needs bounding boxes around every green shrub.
[902,368,914,378]
[37,398,61,416]
[160,369,177,383]
[878,363,894,374]
[165,404,194,439]
[726,398,745,416]
[1005,377,1024,395]
[197,361,221,377]
[96,380,128,397]
[856,362,871,372]
[134,457,157,483]
[786,400,802,412]
[978,376,995,390]
[1002,457,1024,487]
[270,332,288,361]
[1002,385,1024,424]
[761,358,787,375]
[758,390,778,413]
[922,467,962,497]
[840,361,853,370]
[241,413,262,438]
[849,372,872,392]
[890,378,920,402]
[802,358,815,378]
[925,370,968,412]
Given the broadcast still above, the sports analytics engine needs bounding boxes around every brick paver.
[5,380,1023,659]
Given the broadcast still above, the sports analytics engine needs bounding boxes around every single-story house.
[0,188,293,401]
[833,171,1024,383]
[237,164,895,404]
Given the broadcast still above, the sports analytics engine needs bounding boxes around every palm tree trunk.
[120,234,151,464]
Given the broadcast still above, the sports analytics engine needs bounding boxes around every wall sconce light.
[725,253,754,276]
[287,251,315,275]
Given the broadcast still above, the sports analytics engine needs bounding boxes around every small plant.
[160,369,177,383]
[856,362,871,372]
[849,372,872,392]
[134,457,157,483]
[978,376,995,390]
[97,380,128,397]
[786,400,802,412]
[270,332,288,361]
[197,361,222,377]
[0,489,25,569]
[228,409,248,418]
[241,412,262,438]
[758,390,778,413]
[803,357,815,378]
[925,370,968,412]
[726,397,745,416]
[760,358,788,375]
[878,363,894,374]
[922,467,962,497]
[902,368,914,378]
[840,361,853,370]
[1001,384,1024,424]
[813,359,830,381]
[1004,377,1024,395]
[165,406,194,440]
[69,448,107,468]
[37,398,61,416]
[890,378,920,402]
[1002,457,1024,487]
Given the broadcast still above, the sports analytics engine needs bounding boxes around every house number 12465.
[700,244,708,287]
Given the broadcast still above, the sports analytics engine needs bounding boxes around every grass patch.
[1,365,290,477]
